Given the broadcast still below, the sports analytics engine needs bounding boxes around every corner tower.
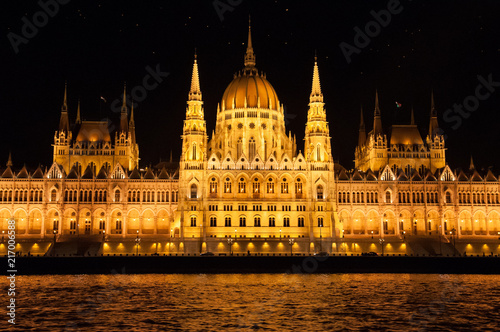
[304,57,332,163]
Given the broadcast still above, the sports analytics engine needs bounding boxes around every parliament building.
[1,25,500,256]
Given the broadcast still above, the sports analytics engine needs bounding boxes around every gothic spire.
[62,82,68,112]
[76,99,81,124]
[188,51,202,101]
[244,16,256,68]
[310,55,323,103]
[120,83,129,132]
[129,102,136,144]
[373,90,383,136]
[358,106,366,146]
[6,152,12,168]
[59,82,70,133]
[428,91,440,137]
[469,156,475,170]
[410,106,415,125]
[121,82,128,114]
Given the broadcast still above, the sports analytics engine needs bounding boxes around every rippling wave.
[2,274,500,331]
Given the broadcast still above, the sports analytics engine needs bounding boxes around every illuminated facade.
[1,24,500,256]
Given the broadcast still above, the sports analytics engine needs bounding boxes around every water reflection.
[3,274,500,331]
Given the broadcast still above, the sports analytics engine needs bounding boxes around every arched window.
[225,217,231,227]
[283,217,290,227]
[190,184,197,199]
[318,217,323,227]
[210,217,217,227]
[317,185,324,200]
[445,192,452,204]
[316,144,321,160]
[209,178,218,194]
[281,179,289,194]
[115,190,121,202]
[253,178,260,194]
[386,191,392,203]
[238,178,246,193]
[51,189,57,202]
[254,216,261,227]
[269,217,276,227]
[295,178,303,195]
[239,216,246,227]
[298,217,305,227]
[266,178,274,193]
[224,178,232,193]
[190,216,196,227]
[249,137,256,160]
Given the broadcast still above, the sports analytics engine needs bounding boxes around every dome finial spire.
[244,15,256,68]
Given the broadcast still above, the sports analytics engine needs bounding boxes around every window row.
[127,190,178,203]
[0,190,43,203]
[195,216,310,228]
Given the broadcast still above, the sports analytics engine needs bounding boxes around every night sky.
[2,0,500,172]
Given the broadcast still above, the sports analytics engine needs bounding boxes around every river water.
[2,274,500,331]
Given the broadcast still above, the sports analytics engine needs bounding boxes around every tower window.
[316,185,324,200]
[190,184,197,199]
[386,191,392,203]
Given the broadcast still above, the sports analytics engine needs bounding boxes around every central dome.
[222,72,279,110]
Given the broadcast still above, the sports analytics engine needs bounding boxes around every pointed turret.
[410,106,415,125]
[188,51,202,101]
[372,90,383,137]
[469,156,475,170]
[182,54,207,163]
[6,152,12,167]
[129,102,136,144]
[310,54,323,104]
[428,91,440,137]
[304,57,332,163]
[120,83,129,132]
[358,106,366,146]
[244,16,256,69]
[59,82,70,133]
[76,99,81,124]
